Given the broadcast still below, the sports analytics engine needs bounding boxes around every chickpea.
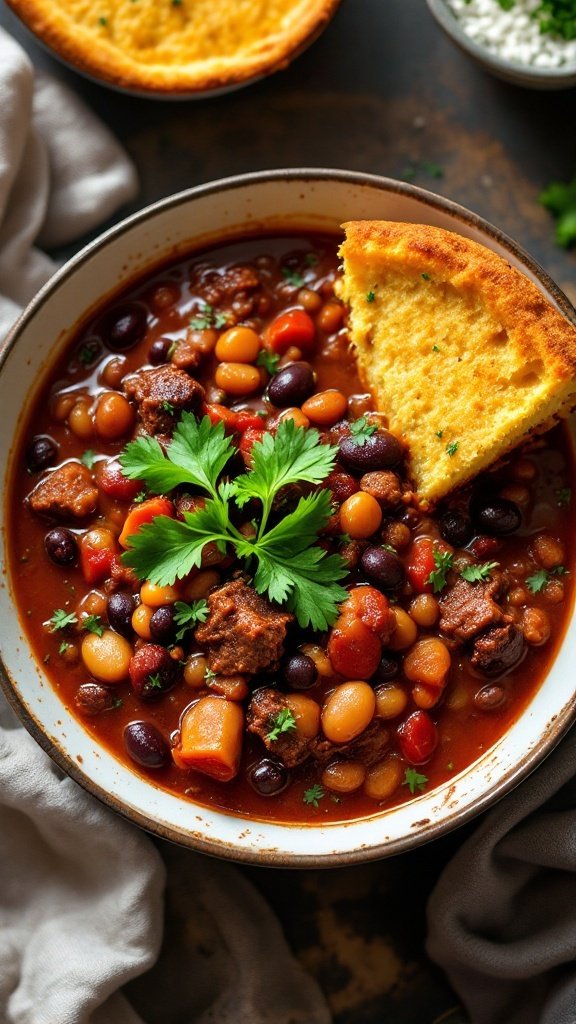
[76,590,107,620]
[321,681,376,744]
[279,346,303,366]
[95,392,135,440]
[215,326,261,364]
[322,760,366,794]
[285,694,321,739]
[375,684,407,719]
[68,402,94,440]
[53,393,76,422]
[531,534,565,570]
[100,357,126,390]
[543,579,565,604]
[184,652,209,688]
[301,389,348,427]
[81,629,132,683]
[149,283,179,312]
[364,756,404,802]
[140,581,181,607]
[388,607,418,651]
[300,643,333,677]
[409,593,439,627]
[317,302,344,334]
[382,521,412,551]
[340,492,383,540]
[183,570,220,601]
[132,604,153,640]
[404,637,451,687]
[81,526,115,554]
[60,641,79,665]
[508,586,528,607]
[522,607,551,646]
[277,407,310,429]
[214,362,261,396]
[412,683,442,709]
[297,288,323,314]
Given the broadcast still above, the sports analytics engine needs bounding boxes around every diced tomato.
[265,309,316,356]
[119,496,174,549]
[328,616,382,679]
[80,546,114,585]
[98,460,142,503]
[238,425,266,464]
[204,403,238,431]
[398,710,438,765]
[345,586,395,639]
[405,538,436,594]
[234,410,267,433]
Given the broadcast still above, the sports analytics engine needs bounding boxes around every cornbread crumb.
[339,220,576,503]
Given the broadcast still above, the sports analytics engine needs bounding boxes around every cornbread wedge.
[339,221,576,503]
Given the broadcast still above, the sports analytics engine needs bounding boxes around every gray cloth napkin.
[427,726,576,1024]
[0,27,331,1024]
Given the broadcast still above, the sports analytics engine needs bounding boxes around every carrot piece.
[118,496,174,549]
[175,696,244,781]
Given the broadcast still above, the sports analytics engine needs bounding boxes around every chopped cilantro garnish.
[540,176,576,248]
[49,609,78,632]
[112,697,124,708]
[427,550,454,593]
[81,449,96,469]
[173,599,209,641]
[98,16,108,26]
[366,290,376,303]
[78,341,99,366]
[446,441,459,457]
[432,344,440,353]
[435,429,444,439]
[303,783,325,807]
[556,487,572,507]
[281,266,305,288]
[204,667,216,682]
[422,273,431,281]
[305,253,319,266]
[58,641,71,656]
[82,614,104,637]
[402,768,428,794]
[527,565,569,593]
[257,349,281,375]
[161,401,175,415]
[190,304,229,330]
[266,707,297,742]
[133,490,147,504]
[348,415,378,447]
[460,561,499,583]
[147,673,163,690]
[119,415,347,630]
[420,160,444,178]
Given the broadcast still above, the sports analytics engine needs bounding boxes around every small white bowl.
[1,169,576,866]
[426,0,576,89]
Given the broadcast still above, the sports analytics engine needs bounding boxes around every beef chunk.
[104,556,139,594]
[194,264,260,316]
[28,462,98,520]
[471,623,525,677]
[171,328,218,371]
[360,471,403,509]
[195,579,292,675]
[246,688,309,767]
[310,719,390,767]
[123,365,204,435]
[439,576,509,641]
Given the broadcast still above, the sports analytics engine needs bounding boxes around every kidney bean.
[123,721,170,768]
[339,430,404,473]
[266,362,315,407]
[103,302,148,351]
[107,592,136,637]
[473,498,521,536]
[27,435,58,473]
[398,710,438,765]
[361,546,405,590]
[129,644,179,700]
[74,682,117,716]
[44,528,78,566]
[249,758,289,795]
[474,684,507,711]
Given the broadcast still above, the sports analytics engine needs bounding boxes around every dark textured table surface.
[3,0,575,1019]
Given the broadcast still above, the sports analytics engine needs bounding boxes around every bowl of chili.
[1,168,576,866]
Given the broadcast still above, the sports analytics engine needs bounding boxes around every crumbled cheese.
[447,0,576,68]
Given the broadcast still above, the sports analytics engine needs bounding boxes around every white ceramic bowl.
[2,169,576,866]
[426,0,576,89]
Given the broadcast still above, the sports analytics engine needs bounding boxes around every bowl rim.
[426,0,576,81]
[2,166,576,867]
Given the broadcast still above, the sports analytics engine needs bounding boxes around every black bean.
[473,684,507,711]
[123,721,170,768]
[148,337,173,365]
[339,430,403,472]
[361,546,405,590]
[282,653,317,690]
[473,498,521,536]
[107,592,135,637]
[27,435,58,473]
[440,510,473,547]
[267,362,315,407]
[44,528,78,566]
[249,758,289,795]
[150,605,176,644]
[372,652,400,683]
[104,302,148,351]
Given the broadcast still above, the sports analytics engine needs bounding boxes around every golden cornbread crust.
[6,0,341,94]
[339,220,576,503]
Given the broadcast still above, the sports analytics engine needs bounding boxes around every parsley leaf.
[348,416,378,447]
[402,768,428,794]
[366,289,376,303]
[540,176,576,248]
[303,784,325,807]
[435,429,444,439]
[281,266,305,288]
[81,449,96,469]
[147,673,163,689]
[256,349,281,375]
[82,614,104,636]
[266,707,297,742]
[190,304,229,330]
[173,599,209,640]
[446,441,459,457]
[49,609,78,632]
[460,561,499,583]
[161,401,175,415]
[526,566,569,592]
[78,341,99,366]
[204,667,216,682]
[427,550,454,593]
[58,641,71,655]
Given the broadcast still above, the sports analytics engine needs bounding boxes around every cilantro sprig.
[402,768,428,794]
[173,599,209,641]
[526,565,568,593]
[266,708,297,742]
[427,550,454,593]
[540,176,576,248]
[460,561,499,583]
[82,614,104,636]
[49,609,78,632]
[119,415,347,630]
[303,784,325,807]
[348,416,378,447]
